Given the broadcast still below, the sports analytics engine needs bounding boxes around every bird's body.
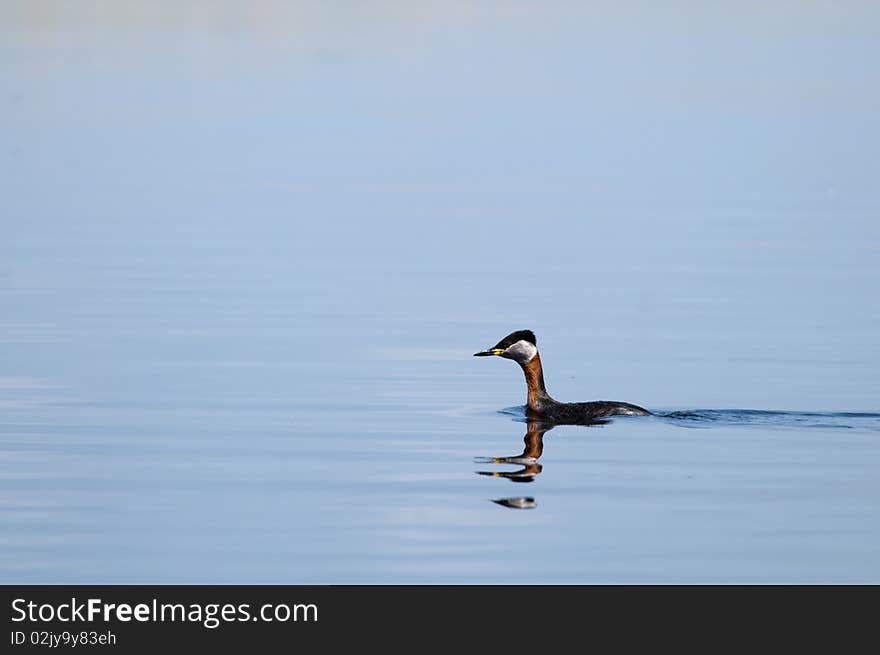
[475,329,650,423]
[531,398,651,422]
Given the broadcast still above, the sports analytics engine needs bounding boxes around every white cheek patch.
[505,340,537,363]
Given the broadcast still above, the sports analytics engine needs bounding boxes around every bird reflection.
[492,497,537,509]
[475,419,549,483]
[477,417,608,509]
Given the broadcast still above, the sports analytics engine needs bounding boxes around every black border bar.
[2,585,876,651]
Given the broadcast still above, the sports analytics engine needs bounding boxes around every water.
[2,2,879,583]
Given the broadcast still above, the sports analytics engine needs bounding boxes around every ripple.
[659,409,880,432]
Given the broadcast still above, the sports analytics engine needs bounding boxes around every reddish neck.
[521,352,551,412]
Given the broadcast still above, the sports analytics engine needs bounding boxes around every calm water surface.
[2,2,879,583]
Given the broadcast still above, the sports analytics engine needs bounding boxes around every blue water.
[2,3,879,583]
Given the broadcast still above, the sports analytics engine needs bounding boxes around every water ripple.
[659,409,880,431]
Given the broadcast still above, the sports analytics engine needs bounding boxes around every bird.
[474,329,650,422]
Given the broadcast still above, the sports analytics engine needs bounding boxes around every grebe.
[474,329,651,422]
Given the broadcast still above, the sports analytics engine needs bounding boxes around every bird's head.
[474,329,538,364]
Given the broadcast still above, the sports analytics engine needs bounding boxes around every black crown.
[493,330,537,350]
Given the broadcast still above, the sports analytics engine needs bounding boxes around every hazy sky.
[4,1,879,214]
